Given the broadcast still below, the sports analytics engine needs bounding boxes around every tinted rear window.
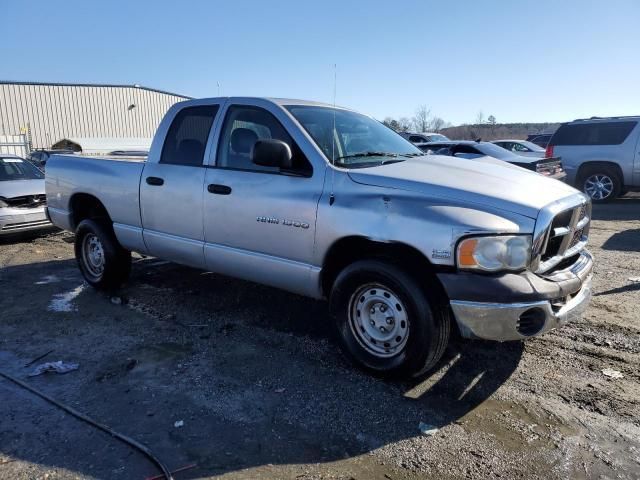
[551,121,637,146]
[160,105,219,166]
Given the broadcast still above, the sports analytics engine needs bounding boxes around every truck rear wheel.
[74,219,131,290]
[330,260,450,378]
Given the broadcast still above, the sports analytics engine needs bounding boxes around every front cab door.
[203,101,323,296]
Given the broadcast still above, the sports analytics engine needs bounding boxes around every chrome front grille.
[4,194,47,208]
[534,196,591,274]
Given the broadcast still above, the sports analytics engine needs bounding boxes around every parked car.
[527,133,553,148]
[0,154,53,235]
[545,116,640,202]
[492,139,546,158]
[28,149,75,168]
[46,97,592,377]
[418,140,566,180]
[400,132,450,143]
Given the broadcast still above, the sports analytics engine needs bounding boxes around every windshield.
[0,157,44,181]
[286,106,422,167]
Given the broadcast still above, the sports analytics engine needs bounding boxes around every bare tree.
[487,115,496,125]
[413,105,432,133]
[475,110,485,125]
[430,117,445,132]
[398,117,412,132]
[383,117,401,131]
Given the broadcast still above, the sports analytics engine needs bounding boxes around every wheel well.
[69,193,111,231]
[321,236,449,300]
[577,161,624,186]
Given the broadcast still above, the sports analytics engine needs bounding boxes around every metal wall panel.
[0,82,189,148]
[0,134,29,156]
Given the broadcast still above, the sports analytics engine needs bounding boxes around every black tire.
[578,165,621,203]
[330,260,450,378]
[74,219,131,290]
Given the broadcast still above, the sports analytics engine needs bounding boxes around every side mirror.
[251,139,292,169]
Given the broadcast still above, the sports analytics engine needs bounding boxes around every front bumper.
[0,207,54,235]
[438,250,593,341]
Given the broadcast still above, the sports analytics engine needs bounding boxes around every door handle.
[208,184,232,195]
[146,176,164,186]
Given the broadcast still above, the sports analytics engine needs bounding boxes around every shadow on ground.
[591,194,640,221]
[601,228,640,252]
[0,256,523,479]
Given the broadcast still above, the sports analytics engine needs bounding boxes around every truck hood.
[347,156,578,219]
[0,179,46,198]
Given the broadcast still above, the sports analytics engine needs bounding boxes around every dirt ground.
[1,195,638,480]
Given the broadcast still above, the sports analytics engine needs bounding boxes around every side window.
[552,121,637,146]
[409,135,425,143]
[217,106,312,175]
[160,105,219,166]
[512,143,529,152]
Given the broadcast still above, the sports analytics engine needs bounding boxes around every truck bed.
[45,154,145,232]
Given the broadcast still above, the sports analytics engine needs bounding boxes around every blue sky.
[2,0,639,125]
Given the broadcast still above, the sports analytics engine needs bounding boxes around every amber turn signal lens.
[458,238,478,267]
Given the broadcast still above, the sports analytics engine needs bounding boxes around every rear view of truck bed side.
[46,155,146,251]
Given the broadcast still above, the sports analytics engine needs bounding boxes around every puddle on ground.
[125,342,194,378]
[458,397,579,451]
[47,284,86,312]
[34,275,60,285]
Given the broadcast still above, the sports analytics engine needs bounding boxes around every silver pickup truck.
[46,97,593,377]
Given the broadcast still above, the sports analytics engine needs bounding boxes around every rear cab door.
[140,100,223,268]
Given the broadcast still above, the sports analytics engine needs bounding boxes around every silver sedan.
[0,155,53,235]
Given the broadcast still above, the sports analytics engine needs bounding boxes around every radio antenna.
[329,63,337,206]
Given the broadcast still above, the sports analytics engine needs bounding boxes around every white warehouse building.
[0,81,189,151]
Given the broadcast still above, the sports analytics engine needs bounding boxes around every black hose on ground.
[0,369,174,480]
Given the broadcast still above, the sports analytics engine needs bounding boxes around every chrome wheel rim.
[348,283,409,358]
[584,174,614,200]
[82,233,105,279]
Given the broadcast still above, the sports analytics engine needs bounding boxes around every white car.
[0,154,53,235]
[492,139,546,158]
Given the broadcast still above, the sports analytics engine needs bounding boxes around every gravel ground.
[0,194,638,480]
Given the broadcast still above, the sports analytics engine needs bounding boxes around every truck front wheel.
[74,219,131,290]
[330,260,450,378]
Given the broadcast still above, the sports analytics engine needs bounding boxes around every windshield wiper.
[336,151,398,161]
[334,158,406,169]
[399,152,424,157]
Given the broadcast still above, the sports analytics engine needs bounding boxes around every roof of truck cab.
[180,97,349,109]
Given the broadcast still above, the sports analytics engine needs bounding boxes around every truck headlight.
[457,235,532,272]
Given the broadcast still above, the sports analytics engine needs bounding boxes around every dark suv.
[545,117,640,202]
